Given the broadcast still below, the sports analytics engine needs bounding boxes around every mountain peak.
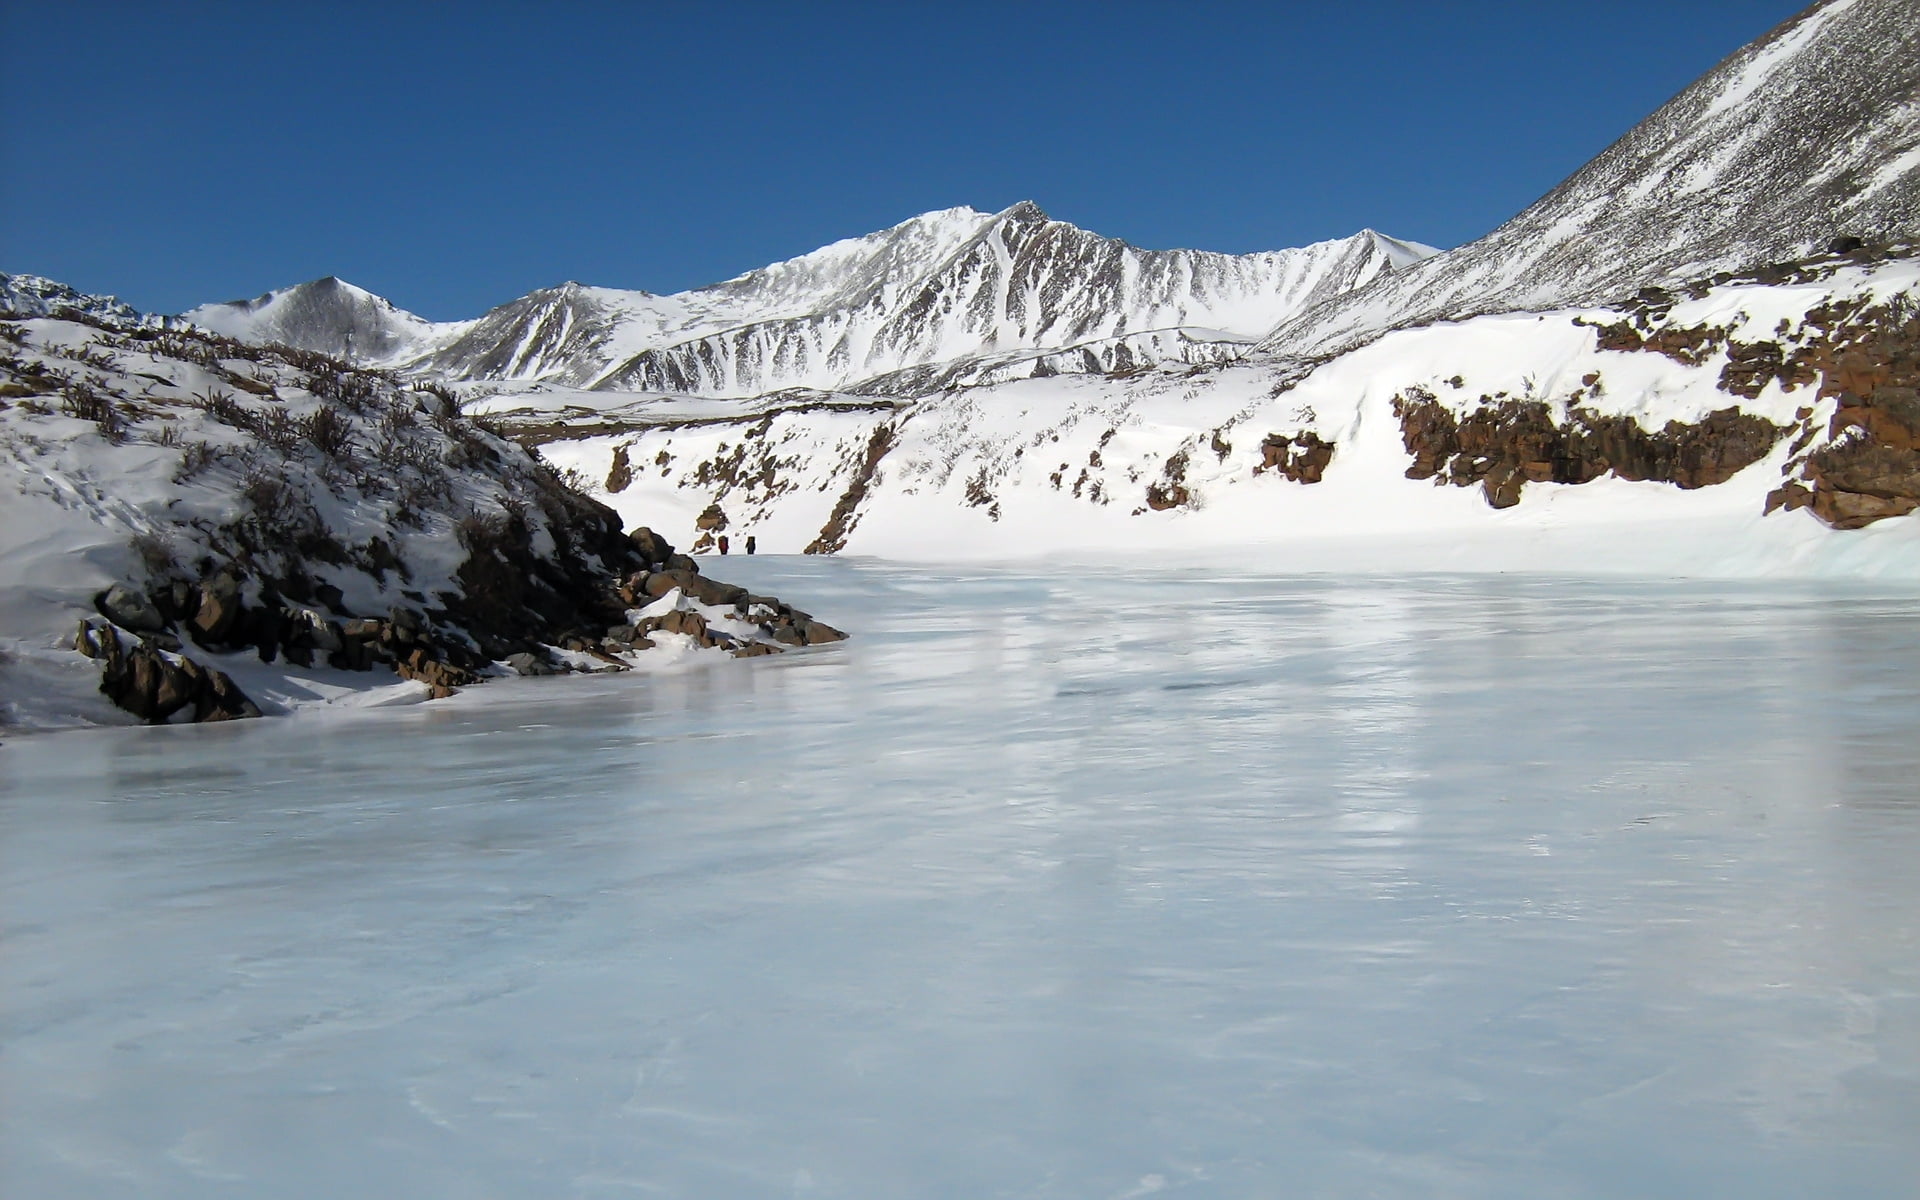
[1262,0,1920,357]
[186,277,438,361]
[998,200,1051,225]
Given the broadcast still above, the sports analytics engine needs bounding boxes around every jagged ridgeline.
[180,205,1436,395]
[0,308,842,725]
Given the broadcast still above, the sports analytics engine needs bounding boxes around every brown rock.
[654,609,711,643]
[629,526,674,566]
[190,571,243,645]
[1144,482,1189,511]
[605,445,634,494]
[641,569,747,609]
[1259,432,1335,483]
[799,619,847,645]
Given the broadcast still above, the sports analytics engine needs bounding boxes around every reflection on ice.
[3,561,1919,1198]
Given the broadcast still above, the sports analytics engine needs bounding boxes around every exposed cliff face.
[1393,392,1784,510]
[1261,0,1920,359]
[1766,290,1920,527]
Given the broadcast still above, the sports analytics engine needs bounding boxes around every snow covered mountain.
[484,0,1920,569]
[581,204,1430,396]
[509,244,1920,570]
[1260,0,1920,359]
[1,273,161,328]
[173,205,1435,396]
[10,0,1920,623]
[185,276,456,363]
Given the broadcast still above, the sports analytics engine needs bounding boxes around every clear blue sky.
[3,0,1810,319]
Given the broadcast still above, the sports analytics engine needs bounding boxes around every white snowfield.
[532,257,1920,576]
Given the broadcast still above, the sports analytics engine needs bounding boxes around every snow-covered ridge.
[1260,0,1920,359]
[1,273,162,328]
[161,205,1438,397]
[588,206,1432,397]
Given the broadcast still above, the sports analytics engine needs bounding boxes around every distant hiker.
[717,535,730,555]
[745,535,757,555]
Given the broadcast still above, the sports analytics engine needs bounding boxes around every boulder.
[1258,432,1335,483]
[95,583,167,634]
[641,569,748,609]
[386,606,424,646]
[800,619,847,645]
[654,609,711,642]
[179,657,262,721]
[152,580,197,624]
[505,651,563,677]
[395,648,478,698]
[78,621,259,724]
[189,570,243,645]
[629,526,675,566]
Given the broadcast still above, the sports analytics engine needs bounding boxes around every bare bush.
[130,530,177,574]
[301,404,354,458]
[307,367,381,413]
[195,386,252,429]
[412,381,458,416]
[60,341,118,371]
[241,460,305,526]
[61,380,125,443]
[390,474,449,528]
[175,439,225,483]
[253,407,302,457]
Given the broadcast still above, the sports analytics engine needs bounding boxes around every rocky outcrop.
[1394,390,1783,509]
[75,622,261,724]
[4,303,848,727]
[805,423,897,555]
[604,444,633,493]
[1768,297,1920,527]
[1257,432,1335,483]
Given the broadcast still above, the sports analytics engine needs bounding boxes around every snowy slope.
[0,312,835,731]
[524,252,1920,577]
[1261,0,1920,359]
[185,276,462,362]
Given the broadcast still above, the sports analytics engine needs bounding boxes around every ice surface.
[5,560,1919,1198]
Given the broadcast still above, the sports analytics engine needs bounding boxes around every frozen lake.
[4,560,1919,1198]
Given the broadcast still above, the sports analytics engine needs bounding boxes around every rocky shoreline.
[68,524,843,726]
